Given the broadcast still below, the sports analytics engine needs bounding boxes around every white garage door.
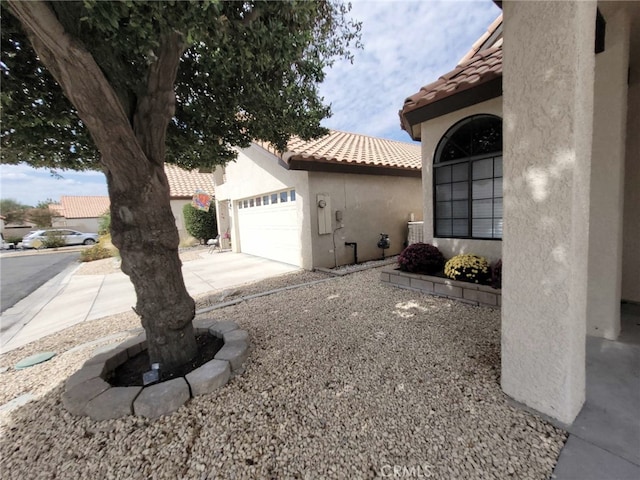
[236,190,301,266]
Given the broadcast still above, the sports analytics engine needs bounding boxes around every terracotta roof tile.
[50,166,215,218]
[54,196,110,219]
[256,130,421,171]
[458,14,503,65]
[164,164,215,198]
[401,45,502,117]
[49,203,65,216]
[399,15,503,140]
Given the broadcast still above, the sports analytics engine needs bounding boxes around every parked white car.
[21,229,99,249]
[1,233,15,250]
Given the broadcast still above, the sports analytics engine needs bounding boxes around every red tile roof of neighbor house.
[50,166,215,218]
[400,15,503,140]
[256,130,422,173]
[52,196,110,219]
[164,164,215,198]
[48,203,65,216]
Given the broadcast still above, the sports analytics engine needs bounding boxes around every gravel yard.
[0,267,566,479]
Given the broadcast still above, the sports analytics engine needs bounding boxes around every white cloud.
[319,0,500,141]
[1,1,500,204]
[0,164,108,206]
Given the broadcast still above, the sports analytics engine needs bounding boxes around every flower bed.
[380,268,501,307]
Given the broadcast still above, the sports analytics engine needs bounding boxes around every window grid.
[237,189,297,210]
[434,154,502,240]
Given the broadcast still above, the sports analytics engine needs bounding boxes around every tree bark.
[7,0,198,370]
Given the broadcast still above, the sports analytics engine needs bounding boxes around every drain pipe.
[345,242,358,265]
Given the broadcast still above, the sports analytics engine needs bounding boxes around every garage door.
[236,189,301,266]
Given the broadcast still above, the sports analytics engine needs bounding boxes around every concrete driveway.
[0,252,299,352]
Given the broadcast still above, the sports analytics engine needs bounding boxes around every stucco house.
[399,2,639,426]
[51,165,215,242]
[163,164,216,242]
[212,130,423,269]
[50,196,110,232]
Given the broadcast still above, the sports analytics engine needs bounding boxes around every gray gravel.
[0,267,566,479]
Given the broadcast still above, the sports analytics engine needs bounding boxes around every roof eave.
[287,157,421,178]
[400,76,502,141]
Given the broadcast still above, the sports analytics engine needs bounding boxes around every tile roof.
[256,130,421,171]
[401,45,502,119]
[164,164,216,198]
[399,15,503,140]
[53,196,110,219]
[458,14,503,65]
[50,166,215,218]
[49,203,65,216]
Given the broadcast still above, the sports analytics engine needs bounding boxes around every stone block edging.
[62,318,249,420]
[380,268,501,307]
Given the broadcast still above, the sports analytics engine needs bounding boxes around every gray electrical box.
[317,194,332,235]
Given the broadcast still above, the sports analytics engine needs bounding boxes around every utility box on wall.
[317,194,332,235]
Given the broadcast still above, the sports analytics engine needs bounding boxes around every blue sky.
[0,0,500,207]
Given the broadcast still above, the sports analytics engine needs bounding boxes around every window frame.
[433,115,503,241]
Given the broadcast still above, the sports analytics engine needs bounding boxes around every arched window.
[433,114,502,239]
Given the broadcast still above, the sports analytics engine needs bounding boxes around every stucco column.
[501,0,596,424]
[588,8,630,339]
[622,12,640,304]
[420,130,435,246]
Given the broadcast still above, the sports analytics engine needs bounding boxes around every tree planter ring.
[62,318,250,420]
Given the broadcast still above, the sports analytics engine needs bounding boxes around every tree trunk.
[106,159,197,370]
[7,1,198,371]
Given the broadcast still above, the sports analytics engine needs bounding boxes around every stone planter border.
[62,318,249,420]
[380,268,501,307]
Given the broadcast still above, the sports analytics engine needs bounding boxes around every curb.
[0,263,83,352]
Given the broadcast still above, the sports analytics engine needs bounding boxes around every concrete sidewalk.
[0,251,299,352]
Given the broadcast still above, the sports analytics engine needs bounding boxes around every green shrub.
[42,230,65,248]
[397,243,445,274]
[80,243,114,262]
[444,254,490,284]
[6,236,22,245]
[183,203,217,242]
[98,212,111,236]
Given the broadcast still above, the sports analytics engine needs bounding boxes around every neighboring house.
[399,3,639,424]
[50,196,109,232]
[2,217,37,239]
[212,130,423,269]
[163,164,216,242]
[50,165,215,241]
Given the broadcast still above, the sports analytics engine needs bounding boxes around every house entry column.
[588,7,630,339]
[501,0,596,424]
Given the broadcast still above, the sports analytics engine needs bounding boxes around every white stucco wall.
[214,144,313,269]
[51,218,101,233]
[587,7,630,338]
[419,97,503,263]
[308,172,423,268]
[622,29,640,303]
[502,0,596,424]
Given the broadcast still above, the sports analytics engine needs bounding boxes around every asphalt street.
[0,251,79,317]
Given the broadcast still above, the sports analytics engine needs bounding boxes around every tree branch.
[6,0,148,189]
[133,32,185,166]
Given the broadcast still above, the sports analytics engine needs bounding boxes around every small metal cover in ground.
[14,352,56,370]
